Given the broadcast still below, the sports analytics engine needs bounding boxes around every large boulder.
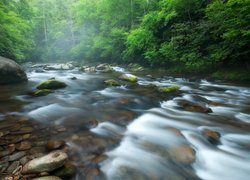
[0,56,27,84]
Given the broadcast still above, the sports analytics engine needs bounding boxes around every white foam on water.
[28,103,82,123]
[184,131,250,180]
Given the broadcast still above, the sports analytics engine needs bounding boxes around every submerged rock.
[168,145,196,164]
[46,140,66,150]
[32,176,62,180]
[52,163,77,178]
[33,89,53,97]
[201,128,221,145]
[104,79,121,86]
[36,80,67,90]
[16,141,32,151]
[119,74,138,83]
[159,85,180,93]
[22,150,68,174]
[175,99,212,113]
[0,56,27,84]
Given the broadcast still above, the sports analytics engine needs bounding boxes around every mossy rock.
[34,89,53,97]
[104,79,121,86]
[159,85,180,93]
[37,80,67,90]
[119,74,138,83]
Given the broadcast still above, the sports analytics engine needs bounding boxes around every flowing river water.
[0,64,250,179]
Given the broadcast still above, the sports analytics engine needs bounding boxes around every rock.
[44,63,74,70]
[0,144,15,157]
[96,63,113,73]
[201,128,220,144]
[29,147,46,155]
[159,85,180,93]
[168,145,196,164]
[85,168,100,180]
[16,141,32,151]
[33,89,53,97]
[52,163,76,178]
[36,80,67,90]
[0,161,9,173]
[20,156,30,165]
[174,99,212,113]
[8,151,26,161]
[70,77,77,80]
[34,68,46,73]
[80,66,96,72]
[22,150,68,174]
[32,176,62,180]
[6,161,20,173]
[119,74,138,83]
[104,79,120,86]
[0,56,27,84]
[46,140,66,150]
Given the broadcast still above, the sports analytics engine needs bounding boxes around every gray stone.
[0,56,27,84]
[22,150,68,174]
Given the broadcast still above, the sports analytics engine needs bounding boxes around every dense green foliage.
[0,0,249,72]
[0,0,33,61]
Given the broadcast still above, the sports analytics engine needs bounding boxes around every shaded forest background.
[0,0,249,74]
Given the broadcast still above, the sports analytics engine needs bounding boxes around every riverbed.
[1,64,250,179]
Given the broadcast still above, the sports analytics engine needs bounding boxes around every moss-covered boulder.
[119,74,138,83]
[159,85,180,93]
[37,80,67,90]
[34,89,53,97]
[104,79,120,86]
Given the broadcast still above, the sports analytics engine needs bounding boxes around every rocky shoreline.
[0,115,76,179]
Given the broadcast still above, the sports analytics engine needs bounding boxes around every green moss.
[37,80,67,90]
[119,74,138,83]
[159,85,180,93]
[104,79,121,86]
[34,89,53,96]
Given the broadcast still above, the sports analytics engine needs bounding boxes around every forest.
[0,0,250,79]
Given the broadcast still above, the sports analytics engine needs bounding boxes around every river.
[0,64,250,179]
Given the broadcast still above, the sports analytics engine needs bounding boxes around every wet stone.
[0,144,15,157]
[52,163,77,178]
[20,156,30,165]
[6,161,20,173]
[8,151,26,161]
[22,150,68,174]
[168,145,196,164]
[29,147,46,155]
[85,168,100,180]
[22,134,31,140]
[1,136,23,145]
[0,161,9,172]
[0,130,10,137]
[201,128,221,145]
[16,141,32,151]
[32,176,62,180]
[46,140,66,150]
